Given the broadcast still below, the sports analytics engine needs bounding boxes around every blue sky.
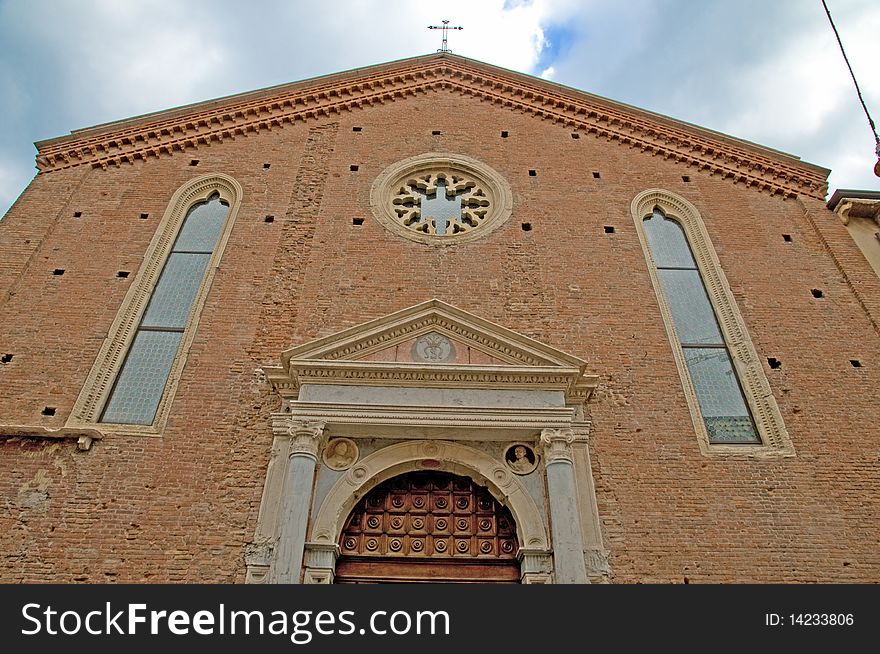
[1,0,878,219]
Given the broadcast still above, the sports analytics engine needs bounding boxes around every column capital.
[284,419,327,459]
[540,427,575,464]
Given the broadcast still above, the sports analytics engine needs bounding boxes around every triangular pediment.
[281,298,585,367]
[36,53,827,199]
[264,299,597,401]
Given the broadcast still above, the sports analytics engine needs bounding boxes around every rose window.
[370,153,513,245]
[393,172,489,236]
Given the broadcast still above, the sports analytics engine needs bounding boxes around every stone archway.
[303,440,553,584]
[335,470,520,583]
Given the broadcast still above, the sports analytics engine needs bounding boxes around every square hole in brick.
[501,131,509,138]
[782,234,792,242]
[1,354,12,363]
[604,226,615,234]
[263,163,271,169]
[571,133,580,139]
[682,175,691,182]
[352,217,365,226]
[264,215,275,223]
[73,211,82,218]
[139,213,149,220]
[52,269,65,276]
[528,170,536,177]
[116,271,130,278]
[190,159,200,166]
[521,223,532,231]
[767,357,782,369]
[42,407,56,416]
[352,126,362,132]
[850,359,862,368]
[811,288,824,298]
[432,130,441,136]
[592,171,601,179]
[350,165,359,172]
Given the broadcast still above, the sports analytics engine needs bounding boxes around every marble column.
[272,420,326,584]
[541,427,589,584]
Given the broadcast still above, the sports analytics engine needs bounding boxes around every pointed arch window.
[642,209,757,443]
[67,174,243,435]
[100,195,229,424]
[631,190,794,456]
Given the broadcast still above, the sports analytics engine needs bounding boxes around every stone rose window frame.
[370,153,513,246]
[66,173,243,437]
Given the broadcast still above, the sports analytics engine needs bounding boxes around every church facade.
[1,53,878,583]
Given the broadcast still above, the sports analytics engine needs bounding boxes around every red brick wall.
[1,89,878,582]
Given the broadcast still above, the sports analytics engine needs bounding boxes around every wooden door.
[335,471,520,583]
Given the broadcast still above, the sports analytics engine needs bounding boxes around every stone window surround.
[630,189,795,458]
[66,173,243,437]
[369,152,513,246]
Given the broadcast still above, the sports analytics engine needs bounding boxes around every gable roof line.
[33,52,828,199]
[440,54,816,169]
[36,53,448,147]
[41,52,808,167]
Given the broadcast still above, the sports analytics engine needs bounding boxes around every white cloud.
[0,157,34,219]
[724,12,878,143]
[1,0,878,224]
[719,7,880,190]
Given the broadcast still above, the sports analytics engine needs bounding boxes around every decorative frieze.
[277,404,578,441]
[35,55,827,199]
[264,300,599,407]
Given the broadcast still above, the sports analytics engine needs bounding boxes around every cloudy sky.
[1,0,878,218]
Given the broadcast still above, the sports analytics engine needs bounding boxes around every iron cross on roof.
[428,20,463,53]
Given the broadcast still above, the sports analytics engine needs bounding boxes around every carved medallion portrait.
[323,438,359,471]
[504,443,538,475]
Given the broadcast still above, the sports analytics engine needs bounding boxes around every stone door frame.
[245,300,609,584]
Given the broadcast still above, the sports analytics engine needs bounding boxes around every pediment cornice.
[263,299,598,403]
[36,53,828,199]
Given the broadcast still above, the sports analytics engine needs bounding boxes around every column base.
[584,547,611,583]
[303,543,340,584]
[245,541,274,584]
[519,548,554,584]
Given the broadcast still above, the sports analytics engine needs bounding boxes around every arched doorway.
[335,471,521,583]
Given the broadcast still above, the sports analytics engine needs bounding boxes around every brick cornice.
[35,54,828,199]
